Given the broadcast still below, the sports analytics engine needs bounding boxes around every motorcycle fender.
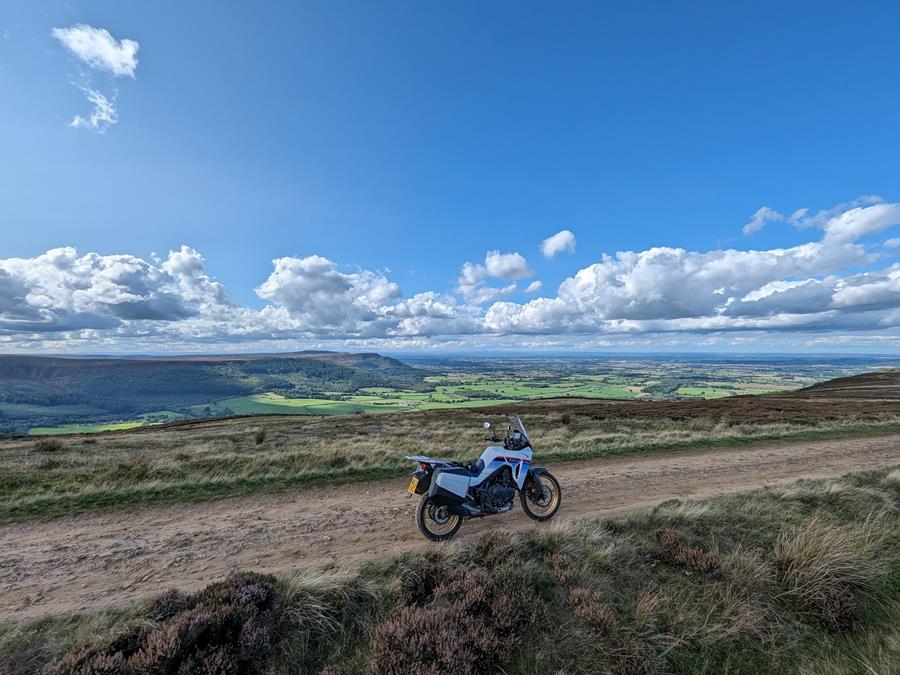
[524,467,549,497]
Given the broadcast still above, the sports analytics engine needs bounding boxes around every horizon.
[2,348,900,362]
[3,3,900,354]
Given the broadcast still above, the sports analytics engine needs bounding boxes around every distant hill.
[487,369,900,424]
[0,351,428,434]
[793,368,900,399]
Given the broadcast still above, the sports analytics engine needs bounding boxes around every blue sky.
[1,1,899,353]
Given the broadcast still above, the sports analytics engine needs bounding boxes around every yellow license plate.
[407,476,419,494]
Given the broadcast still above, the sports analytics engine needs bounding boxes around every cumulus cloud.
[743,196,889,238]
[390,292,482,337]
[52,24,139,77]
[484,199,900,336]
[456,250,533,303]
[0,247,226,334]
[69,88,117,133]
[255,255,401,337]
[3,196,900,351]
[821,203,900,243]
[484,251,532,279]
[541,230,577,257]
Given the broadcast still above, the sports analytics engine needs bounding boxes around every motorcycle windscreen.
[508,414,528,442]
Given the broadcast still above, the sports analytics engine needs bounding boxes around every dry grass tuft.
[32,438,64,453]
[772,513,893,631]
[271,569,383,671]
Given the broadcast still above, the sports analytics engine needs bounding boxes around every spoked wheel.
[521,471,562,521]
[416,496,463,542]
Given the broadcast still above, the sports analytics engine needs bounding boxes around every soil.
[1,434,897,621]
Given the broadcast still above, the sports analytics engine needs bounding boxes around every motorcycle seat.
[445,459,484,477]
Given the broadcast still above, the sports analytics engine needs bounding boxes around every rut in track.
[1,434,898,620]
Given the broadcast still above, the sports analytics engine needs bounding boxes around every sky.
[1,1,900,354]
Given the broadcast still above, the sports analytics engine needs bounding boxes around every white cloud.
[484,250,532,279]
[255,255,400,336]
[742,207,782,236]
[456,250,532,303]
[540,229,576,257]
[741,206,813,235]
[52,24,139,133]
[885,238,900,248]
[70,88,118,133]
[391,292,481,337]
[52,24,139,77]
[821,203,900,243]
[483,200,900,336]
[0,246,226,333]
[2,196,900,351]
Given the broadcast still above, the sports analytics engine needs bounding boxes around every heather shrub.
[368,565,532,674]
[53,572,281,674]
[145,589,190,621]
[254,429,267,446]
[569,587,617,631]
[394,552,448,606]
[545,550,580,585]
[655,528,722,576]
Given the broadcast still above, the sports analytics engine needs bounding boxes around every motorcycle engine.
[481,470,516,513]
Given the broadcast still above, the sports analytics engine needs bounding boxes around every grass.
[3,402,900,522]
[2,466,897,674]
[3,396,900,523]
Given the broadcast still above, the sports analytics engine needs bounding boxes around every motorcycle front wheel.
[416,496,463,542]
[521,471,562,521]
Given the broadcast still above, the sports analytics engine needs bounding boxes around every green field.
[28,411,185,436]
[195,373,797,423]
[28,421,146,435]
[198,376,641,420]
[23,357,873,435]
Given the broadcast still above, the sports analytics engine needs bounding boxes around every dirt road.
[2,435,898,621]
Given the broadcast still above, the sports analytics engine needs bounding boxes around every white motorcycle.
[405,414,562,541]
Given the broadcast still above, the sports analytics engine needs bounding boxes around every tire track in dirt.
[1,435,898,621]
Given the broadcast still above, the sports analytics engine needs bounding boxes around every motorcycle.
[405,414,562,541]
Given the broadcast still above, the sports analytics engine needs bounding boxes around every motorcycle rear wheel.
[416,496,463,541]
[521,471,561,521]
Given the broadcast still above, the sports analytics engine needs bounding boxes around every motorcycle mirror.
[483,421,491,429]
